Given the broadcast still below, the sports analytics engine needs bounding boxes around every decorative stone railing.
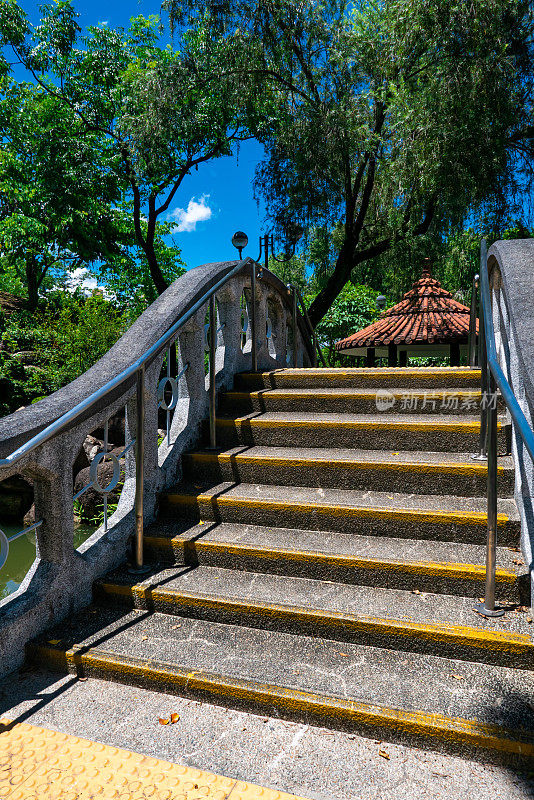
[487,241,534,605]
[0,259,314,675]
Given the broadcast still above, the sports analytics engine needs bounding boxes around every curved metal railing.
[0,259,314,577]
[470,240,534,617]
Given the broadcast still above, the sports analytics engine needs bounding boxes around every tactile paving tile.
[0,719,308,800]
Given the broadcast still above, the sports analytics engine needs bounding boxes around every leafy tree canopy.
[167,0,534,324]
[0,78,129,308]
[0,1,263,297]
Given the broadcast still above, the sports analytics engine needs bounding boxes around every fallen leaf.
[513,559,524,565]
[412,590,421,595]
[337,653,349,657]
[141,636,148,641]
[159,718,170,725]
[78,677,87,682]
[47,640,61,645]
[527,616,533,624]
[170,713,180,723]
[379,749,390,760]
[171,625,181,629]
[450,674,464,680]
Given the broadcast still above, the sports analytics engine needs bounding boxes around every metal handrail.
[0,258,313,574]
[288,284,327,368]
[468,273,479,369]
[0,261,246,471]
[471,239,534,617]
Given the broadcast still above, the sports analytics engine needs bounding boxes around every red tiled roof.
[336,263,478,351]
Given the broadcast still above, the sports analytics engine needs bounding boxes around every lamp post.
[255,223,304,272]
[231,231,249,259]
[231,225,305,371]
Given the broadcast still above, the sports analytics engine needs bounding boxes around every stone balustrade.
[0,259,313,674]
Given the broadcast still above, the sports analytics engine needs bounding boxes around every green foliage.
[0,79,128,308]
[0,2,263,296]
[173,0,534,324]
[0,291,130,415]
[313,284,382,365]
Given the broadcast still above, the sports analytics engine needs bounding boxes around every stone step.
[212,412,509,452]
[221,388,487,416]
[160,482,520,546]
[93,564,532,668]
[27,606,534,764]
[184,446,515,498]
[234,367,482,391]
[143,520,524,599]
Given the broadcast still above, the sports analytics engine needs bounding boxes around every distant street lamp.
[231,231,249,259]
[231,225,304,271]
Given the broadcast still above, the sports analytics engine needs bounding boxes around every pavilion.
[335,262,477,367]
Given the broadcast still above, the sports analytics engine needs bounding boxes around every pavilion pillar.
[366,347,376,367]
[450,342,460,367]
[399,350,408,367]
[388,343,397,367]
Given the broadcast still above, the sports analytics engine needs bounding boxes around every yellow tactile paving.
[0,719,309,800]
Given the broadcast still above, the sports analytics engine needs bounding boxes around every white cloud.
[169,195,213,232]
[66,267,100,295]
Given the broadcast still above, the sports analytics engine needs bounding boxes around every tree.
[0,79,127,309]
[169,0,534,324]
[0,2,262,296]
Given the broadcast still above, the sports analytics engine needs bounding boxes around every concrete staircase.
[29,367,534,765]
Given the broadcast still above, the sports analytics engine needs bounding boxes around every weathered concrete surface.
[161,480,520,545]
[234,367,483,390]
[183,445,515,497]
[143,518,523,597]
[28,604,534,727]
[212,411,511,452]
[220,387,486,416]
[1,668,534,800]
[94,564,531,639]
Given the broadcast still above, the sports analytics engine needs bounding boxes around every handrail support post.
[130,365,150,574]
[292,286,298,368]
[251,263,258,373]
[475,371,504,617]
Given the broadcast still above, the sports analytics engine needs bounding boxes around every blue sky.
[22,0,268,272]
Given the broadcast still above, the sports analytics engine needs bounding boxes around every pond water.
[0,522,95,601]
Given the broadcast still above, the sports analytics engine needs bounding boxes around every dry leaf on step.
[379,750,390,760]
[170,713,180,723]
[159,718,170,725]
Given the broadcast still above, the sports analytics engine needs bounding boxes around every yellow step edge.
[188,451,505,476]
[26,647,534,763]
[164,491,510,527]
[216,417,499,432]
[0,717,308,800]
[240,368,481,378]
[96,583,533,659]
[142,536,517,584]
[226,389,483,399]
